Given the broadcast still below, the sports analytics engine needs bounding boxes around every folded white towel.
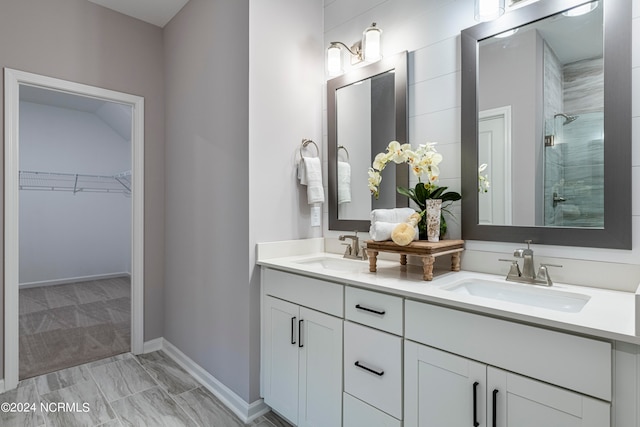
[370,207,417,224]
[337,161,351,204]
[369,221,419,242]
[298,157,324,204]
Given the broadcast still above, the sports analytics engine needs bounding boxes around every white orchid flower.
[373,152,388,171]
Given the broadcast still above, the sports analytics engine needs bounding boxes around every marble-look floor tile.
[87,352,134,369]
[262,411,294,427]
[96,419,124,426]
[89,358,156,402]
[173,386,245,427]
[136,351,200,395]
[111,386,196,427]
[40,378,115,427]
[35,364,93,395]
[0,379,44,427]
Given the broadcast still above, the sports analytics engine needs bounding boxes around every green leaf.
[440,191,462,202]
[413,182,429,210]
[429,186,447,199]
[396,186,414,199]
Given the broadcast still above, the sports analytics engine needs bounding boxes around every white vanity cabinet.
[405,341,610,427]
[404,300,612,427]
[343,287,404,426]
[262,269,343,427]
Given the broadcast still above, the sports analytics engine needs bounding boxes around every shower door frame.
[3,68,145,391]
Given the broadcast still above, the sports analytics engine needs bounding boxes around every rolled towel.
[370,207,417,224]
[369,221,419,242]
[337,161,351,204]
[298,157,325,204]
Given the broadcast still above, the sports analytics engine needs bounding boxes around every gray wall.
[163,0,323,404]
[163,0,252,402]
[479,28,542,225]
[0,0,165,374]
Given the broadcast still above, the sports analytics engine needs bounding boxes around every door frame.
[479,105,513,225]
[4,68,145,390]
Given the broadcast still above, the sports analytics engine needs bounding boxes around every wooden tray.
[365,239,464,281]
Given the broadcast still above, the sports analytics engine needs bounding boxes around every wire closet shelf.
[19,170,131,195]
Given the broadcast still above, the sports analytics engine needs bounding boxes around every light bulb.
[327,44,342,77]
[363,23,382,62]
[475,0,505,22]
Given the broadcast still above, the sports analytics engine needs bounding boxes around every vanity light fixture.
[475,0,505,22]
[562,1,598,17]
[327,23,383,77]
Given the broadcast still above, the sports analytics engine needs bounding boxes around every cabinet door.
[298,307,343,427]
[263,296,300,425]
[487,367,610,427]
[405,341,486,427]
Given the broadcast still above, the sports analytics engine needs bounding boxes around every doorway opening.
[4,69,145,390]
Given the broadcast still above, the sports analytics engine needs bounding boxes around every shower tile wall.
[544,56,604,227]
[543,42,564,226]
[564,58,604,114]
[543,42,563,123]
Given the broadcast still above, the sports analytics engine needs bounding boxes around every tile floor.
[0,351,292,427]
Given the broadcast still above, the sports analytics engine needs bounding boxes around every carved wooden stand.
[365,240,464,281]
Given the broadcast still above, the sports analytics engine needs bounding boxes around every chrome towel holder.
[338,145,350,162]
[300,138,319,158]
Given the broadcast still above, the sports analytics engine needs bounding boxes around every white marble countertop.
[258,251,638,345]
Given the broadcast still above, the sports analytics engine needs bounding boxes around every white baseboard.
[19,272,131,289]
[142,337,163,354]
[143,338,269,423]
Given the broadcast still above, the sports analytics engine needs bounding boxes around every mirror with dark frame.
[328,51,409,232]
[461,0,631,248]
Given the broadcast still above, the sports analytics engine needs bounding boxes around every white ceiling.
[20,85,133,141]
[87,0,189,27]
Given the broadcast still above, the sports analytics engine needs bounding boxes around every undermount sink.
[294,256,366,272]
[443,279,590,313]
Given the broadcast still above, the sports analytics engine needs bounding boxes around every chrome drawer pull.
[354,361,384,376]
[355,304,386,316]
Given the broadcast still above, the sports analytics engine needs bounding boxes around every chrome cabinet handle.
[355,304,386,316]
[354,361,384,376]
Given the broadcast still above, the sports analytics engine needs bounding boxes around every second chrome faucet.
[499,240,562,286]
[339,231,368,260]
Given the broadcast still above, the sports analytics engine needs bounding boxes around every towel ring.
[300,138,319,158]
[338,145,350,162]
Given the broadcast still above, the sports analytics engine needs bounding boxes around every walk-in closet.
[18,85,133,379]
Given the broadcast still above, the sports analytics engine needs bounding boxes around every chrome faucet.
[499,240,562,286]
[339,231,367,260]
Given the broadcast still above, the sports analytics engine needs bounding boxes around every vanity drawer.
[345,286,403,335]
[405,300,612,401]
[262,268,343,317]
[343,392,401,427]
[344,321,402,419]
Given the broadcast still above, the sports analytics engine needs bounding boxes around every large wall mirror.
[328,51,409,231]
[461,0,632,248]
